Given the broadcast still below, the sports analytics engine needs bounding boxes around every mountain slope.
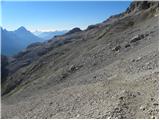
[1,28,24,56]
[1,26,43,56]
[1,1,159,119]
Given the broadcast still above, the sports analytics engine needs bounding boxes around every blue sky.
[1,1,131,32]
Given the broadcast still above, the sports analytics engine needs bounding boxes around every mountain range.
[1,26,42,56]
[1,27,67,56]
[33,30,68,40]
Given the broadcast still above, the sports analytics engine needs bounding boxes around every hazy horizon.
[1,26,69,33]
[1,1,131,32]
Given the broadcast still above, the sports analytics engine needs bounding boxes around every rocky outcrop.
[126,1,159,14]
[103,1,159,25]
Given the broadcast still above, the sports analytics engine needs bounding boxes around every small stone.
[130,34,145,43]
[69,65,76,71]
[131,59,135,62]
[150,116,156,119]
[155,109,159,112]
[153,103,158,106]
[76,114,80,118]
[125,44,131,48]
[49,102,53,105]
[121,90,127,93]
[93,76,97,78]
[112,45,121,52]
[107,116,111,119]
[145,33,149,37]
[147,66,152,70]
[140,106,145,111]
[49,114,53,117]
[137,92,141,95]
[92,62,97,66]
[119,96,124,100]
[136,57,141,61]
[145,62,150,66]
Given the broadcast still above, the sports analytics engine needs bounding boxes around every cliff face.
[126,1,159,13]
[1,1,159,119]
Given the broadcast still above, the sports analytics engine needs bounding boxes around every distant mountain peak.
[1,26,43,56]
[16,26,28,32]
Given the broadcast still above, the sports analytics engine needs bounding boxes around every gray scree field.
[1,1,159,119]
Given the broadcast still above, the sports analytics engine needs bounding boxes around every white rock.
[107,116,111,119]
[139,106,145,111]
[76,114,80,118]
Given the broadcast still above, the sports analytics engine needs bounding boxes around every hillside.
[1,1,159,119]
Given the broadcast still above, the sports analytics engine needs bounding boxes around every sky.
[1,1,131,32]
